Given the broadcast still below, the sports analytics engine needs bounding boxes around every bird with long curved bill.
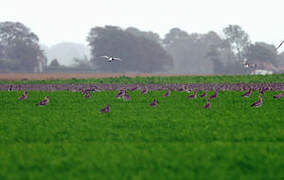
[18,91,28,100]
[115,89,126,99]
[273,91,284,99]
[100,104,109,113]
[209,91,218,100]
[163,90,170,97]
[141,87,148,94]
[36,96,49,106]
[122,93,131,101]
[85,93,91,99]
[203,99,211,109]
[200,91,207,98]
[251,96,263,107]
[187,90,197,99]
[149,99,158,107]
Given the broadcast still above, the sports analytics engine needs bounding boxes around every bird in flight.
[99,56,122,62]
[276,40,284,50]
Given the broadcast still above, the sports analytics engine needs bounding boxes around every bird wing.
[113,57,122,61]
[100,55,110,59]
[276,41,284,49]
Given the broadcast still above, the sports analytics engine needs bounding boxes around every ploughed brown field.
[0,73,204,80]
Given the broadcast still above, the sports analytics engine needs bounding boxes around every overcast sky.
[1,0,283,48]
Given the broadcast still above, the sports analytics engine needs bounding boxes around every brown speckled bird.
[18,91,28,101]
[122,93,131,101]
[115,89,126,99]
[209,91,218,100]
[187,90,197,99]
[149,99,158,107]
[36,96,49,106]
[200,91,207,98]
[273,91,284,99]
[251,96,263,108]
[163,90,171,97]
[241,88,252,98]
[141,87,148,94]
[100,104,109,113]
[203,99,211,109]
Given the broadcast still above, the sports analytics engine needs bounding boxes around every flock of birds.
[15,85,284,113]
[12,40,284,113]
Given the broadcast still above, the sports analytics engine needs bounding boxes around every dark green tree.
[126,27,161,43]
[87,26,173,73]
[223,24,250,62]
[0,21,45,72]
[49,58,60,67]
[245,42,277,65]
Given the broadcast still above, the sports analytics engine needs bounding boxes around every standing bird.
[187,90,197,99]
[141,87,148,94]
[18,91,28,101]
[251,96,263,107]
[8,85,13,91]
[163,90,171,97]
[273,91,284,99]
[100,55,122,63]
[81,89,89,95]
[36,96,49,106]
[130,86,138,91]
[276,40,284,50]
[149,99,158,107]
[259,88,266,95]
[122,93,131,101]
[100,104,110,113]
[115,89,126,99]
[85,93,91,99]
[177,85,187,92]
[209,91,218,100]
[203,99,211,109]
[200,91,207,98]
[241,88,252,98]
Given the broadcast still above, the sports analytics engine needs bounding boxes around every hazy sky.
[1,0,283,48]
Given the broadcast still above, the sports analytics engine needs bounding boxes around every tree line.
[0,21,283,74]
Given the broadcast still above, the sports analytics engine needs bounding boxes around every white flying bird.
[99,55,122,62]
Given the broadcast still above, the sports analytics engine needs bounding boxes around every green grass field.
[1,73,284,84]
[0,89,283,179]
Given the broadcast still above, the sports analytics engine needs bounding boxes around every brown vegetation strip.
[0,83,283,91]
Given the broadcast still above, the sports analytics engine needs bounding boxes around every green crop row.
[0,90,283,179]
